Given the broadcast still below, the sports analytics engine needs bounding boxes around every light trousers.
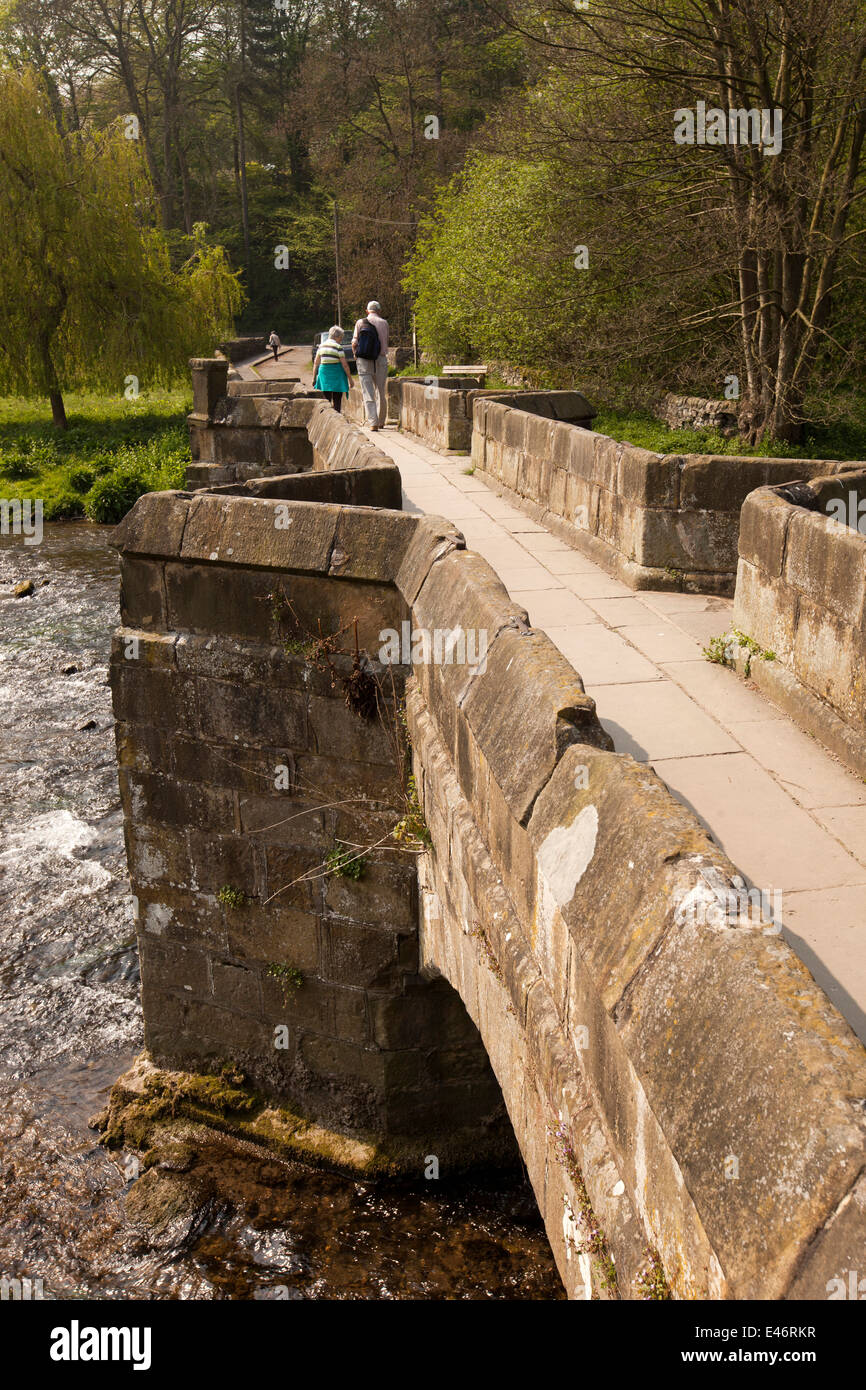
[357,355,388,426]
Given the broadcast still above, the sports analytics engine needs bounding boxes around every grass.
[592,407,866,461]
[0,389,191,523]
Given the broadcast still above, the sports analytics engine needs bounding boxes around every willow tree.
[0,66,243,427]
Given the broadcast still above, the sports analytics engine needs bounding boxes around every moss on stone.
[94,1054,517,1182]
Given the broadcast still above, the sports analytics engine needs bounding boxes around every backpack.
[355,318,381,361]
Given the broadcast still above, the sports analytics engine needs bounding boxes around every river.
[0,521,563,1300]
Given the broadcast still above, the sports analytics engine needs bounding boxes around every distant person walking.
[267,330,280,362]
[352,301,389,430]
[313,326,351,412]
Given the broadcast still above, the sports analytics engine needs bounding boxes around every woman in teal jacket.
[313,326,352,411]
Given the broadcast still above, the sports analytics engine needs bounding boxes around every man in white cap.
[352,300,389,430]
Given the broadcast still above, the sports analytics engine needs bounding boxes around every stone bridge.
[106,360,866,1300]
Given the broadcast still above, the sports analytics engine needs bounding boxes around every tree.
[484,0,866,441]
[0,65,243,426]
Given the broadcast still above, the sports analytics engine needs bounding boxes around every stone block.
[461,626,608,825]
[792,596,860,723]
[617,447,681,508]
[192,675,308,749]
[187,829,258,896]
[395,515,464,606]
[227,904,321,972]
[619,904,866,1298]
[139,936,211,999]
[189,358,229,420]
[260,974,336,1033]
[110,492,192,559]
[118,768,236,835]
[738,488,793,576]
[639,507,739,573]
[165,562,278,642]
[119,557,166,629]
[328,508,416,583]
[180,495,339,572]
[732,559,798,661]
[680,455,800,512]
[592,435,620,491]
[323,857,417,934]
[785,508,866,628]
[211,958,262,1015]
[320,919,406,989]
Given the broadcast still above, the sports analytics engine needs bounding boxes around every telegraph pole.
[333,200,343,325]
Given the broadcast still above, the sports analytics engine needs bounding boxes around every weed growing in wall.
[217,885,248,909]
[704,628,776,678]
[392,775,431,849]
[635,1247,673,1301]
[550,1120,618,1296]
[326,841,368,880]
[266,963,304,1004]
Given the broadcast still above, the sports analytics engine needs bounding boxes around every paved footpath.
[253,346,866,1042]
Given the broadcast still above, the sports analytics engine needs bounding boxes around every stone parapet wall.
[186,360,400,492]
[471,396,852,594]
[187,393,317,486]
[227,379,301,397]
[403,524,866,1299]
[111,472,866,1298]
[733,471,866,777]
[396,382,595,454]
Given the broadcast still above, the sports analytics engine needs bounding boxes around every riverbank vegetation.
[0,391,189,522]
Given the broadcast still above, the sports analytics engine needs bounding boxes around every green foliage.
[0,389,189,520]
[405,154,583,372]
[84,437,188,523]
[217,885,248,909]
[266,963,303,992]
[703,630,776,679]
[635,1248,672,1301]
[325,841,367,880]
[0,69,243,419]
[392,776,431,848]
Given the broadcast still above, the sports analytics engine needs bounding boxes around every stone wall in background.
[733,470,866,778]
[654,392,739,436]
[217,335,268,363]
[471,396,853,594]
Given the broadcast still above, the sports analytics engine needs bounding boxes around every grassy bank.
[592,408,866,462]
[0,390,190,523]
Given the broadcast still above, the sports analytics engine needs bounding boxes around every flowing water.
[0,523,563,1301]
